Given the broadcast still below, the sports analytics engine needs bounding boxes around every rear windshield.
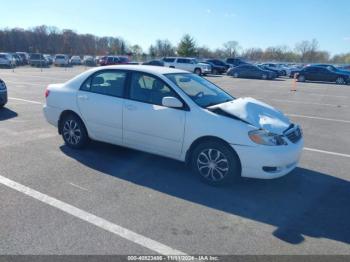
[30,54,41,59]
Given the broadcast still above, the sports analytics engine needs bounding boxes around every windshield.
[165,73,234,108]
[327,65,337,71]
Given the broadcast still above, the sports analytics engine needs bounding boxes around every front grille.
[285,126,302,143]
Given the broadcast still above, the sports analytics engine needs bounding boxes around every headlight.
[248,129,286,146]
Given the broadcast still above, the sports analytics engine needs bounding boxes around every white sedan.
[43,65,304,185]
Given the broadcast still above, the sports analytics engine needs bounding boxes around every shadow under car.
[60,141,350,245]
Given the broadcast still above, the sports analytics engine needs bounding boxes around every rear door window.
[81,70,127,98]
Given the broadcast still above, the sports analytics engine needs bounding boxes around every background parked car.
[29,53,48,67]
[297,66,350,84]
[260,63,289,76]
[289,65,304,78]
[11,53,23,66]
[162,57,211,75]
[0,53,15,68]
[338,64,350,71]
[70,56,82,65]
[228,64,276,80]
[201,59,227,75]
[43,54,53,65]
[206,59,230,71]
[226,57,248,68]
[83,56,96,66]
[0,78,7,108]
[54,54,70,67]
[99,56,130,66]
[142,60,164,66]
[16,52,30,65]
[258,64,284,77]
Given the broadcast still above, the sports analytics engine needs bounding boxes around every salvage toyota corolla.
[43,65,303,185]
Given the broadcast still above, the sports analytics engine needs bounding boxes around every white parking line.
[8,97,43,105]
[304,147,350,158]
[287,114,350,124]
[270,99,348,108]
[0,175,186,255]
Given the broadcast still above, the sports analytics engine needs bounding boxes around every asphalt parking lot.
[0,66,349,255]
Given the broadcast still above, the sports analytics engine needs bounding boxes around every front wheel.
[194,68,202,75]
[335,77,346,85]
[191,141,241,186]
[61,114,89,149]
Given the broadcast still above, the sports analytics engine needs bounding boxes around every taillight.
[45,88,50,98]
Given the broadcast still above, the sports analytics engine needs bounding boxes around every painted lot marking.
[8,97,42,105]
[304,147,350,158]
[287,114,350,124]
[270,99,348,108]
[0,175,186,255]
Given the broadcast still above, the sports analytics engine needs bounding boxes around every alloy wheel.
[336,77,345,85]
[63,120,82,145]
[197,148,229,182]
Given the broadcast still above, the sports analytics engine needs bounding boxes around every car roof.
[88,65,188,75]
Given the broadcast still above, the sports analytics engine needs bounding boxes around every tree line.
[0,25,349,64]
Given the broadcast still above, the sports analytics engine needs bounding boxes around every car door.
[176,58,189,71]
[123,72,187,158]
[237,65,248,77]
[77,70,128,145]
[319,68,335,82]
[245,66,256,78]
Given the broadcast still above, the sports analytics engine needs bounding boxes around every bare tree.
[295,39,319,62]
[223,41,240,57]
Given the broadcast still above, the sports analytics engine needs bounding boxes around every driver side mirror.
[162,96,183,108]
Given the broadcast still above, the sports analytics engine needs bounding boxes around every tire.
[335,77,346,85]
[61,114,89,149]
[298,75,305,82]
[194,68,202,75]
[233,72,239,78]
[190,140,241,186]
[262,74,267,80]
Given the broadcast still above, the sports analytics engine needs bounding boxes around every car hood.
[211,97,291,135]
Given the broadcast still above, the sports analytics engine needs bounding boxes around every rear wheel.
[194,68,202,75]
[191,140,241,186]
[336,77,346,85]
[61,114,88,149]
